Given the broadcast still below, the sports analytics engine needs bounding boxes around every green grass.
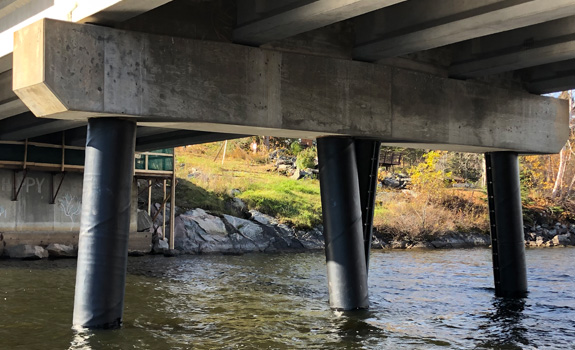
[175,179,229,213]
[174,143,322,229]
[238,178,322,229]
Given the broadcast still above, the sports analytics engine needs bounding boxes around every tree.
[520,90,575,201]
[445,152,483,183]
[406,151,453,235]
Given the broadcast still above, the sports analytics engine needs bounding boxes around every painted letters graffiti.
[0,176,45,194]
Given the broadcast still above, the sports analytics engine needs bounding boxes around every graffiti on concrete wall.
[58,193,81,227]
[1,176,46,194]
[0,206,6,218]
[25,177,45,194]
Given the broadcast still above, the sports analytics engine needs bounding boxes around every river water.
[1,248,574,349]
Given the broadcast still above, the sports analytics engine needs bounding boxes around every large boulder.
[46,243,77,258]
[175,210,236,254]
[137,209,153,232]
[260,223,304,252]
[6,245,48,259]
[382,177,402,189]
[223,215,267,251]
[552,233,573,246]
[291,169,309,180]
[152,238,170,254]
[187,209,228,236]
[296,227,324,250]
[173,208,322,254]
[249,210,278,226]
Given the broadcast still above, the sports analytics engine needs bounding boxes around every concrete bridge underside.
[1,0,574,329]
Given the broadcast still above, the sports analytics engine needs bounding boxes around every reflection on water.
[69,329,93,350]
[0,248,574,349]
[477,298,528,350]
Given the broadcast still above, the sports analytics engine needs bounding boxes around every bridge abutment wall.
[0,169,149,253]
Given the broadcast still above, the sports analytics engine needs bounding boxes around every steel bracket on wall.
[49,172,67,204]
[11,169,28,201]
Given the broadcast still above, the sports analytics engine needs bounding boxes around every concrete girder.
[13,19,569,154]
[0,70,28,120]
[450,40,575,78]
[0,0,172,68]
[233,0,405,46]
[135,129,246,152]
[353,0,575,61]
[522,60,575,94]
[450,16,575,78]
[23,124,243,151]
[0,112,84,141]
[0,53,11,73]
[529,76,575,95]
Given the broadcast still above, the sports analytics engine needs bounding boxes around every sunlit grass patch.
[238,178,322,229]
[174,143,322,228]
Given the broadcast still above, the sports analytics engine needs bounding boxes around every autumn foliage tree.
[521,90,575,202]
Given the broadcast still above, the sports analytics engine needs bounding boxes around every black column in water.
[354,139,381,271]
[317,137,369,310]
[73,118,137,328]
[485,152,528,298]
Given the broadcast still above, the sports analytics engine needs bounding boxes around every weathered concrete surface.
[13,19,569,154]
[0,169,149,252]
[0,170,85,233]
[137,209,153,232]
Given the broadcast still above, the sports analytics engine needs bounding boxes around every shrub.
[295,147,317,170]
[376,199,454,240]
[290,141,303,155]
[409,150,452,200]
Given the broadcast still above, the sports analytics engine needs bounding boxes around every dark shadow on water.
[326,309,386,349]
[475,297,529,350]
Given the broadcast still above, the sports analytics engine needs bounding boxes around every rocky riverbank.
[523,222,575,247]
[159,208,325,255]
[151,208,493,254]
[3,207,575,260]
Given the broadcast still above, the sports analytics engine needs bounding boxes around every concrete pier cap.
[12,18,569,154]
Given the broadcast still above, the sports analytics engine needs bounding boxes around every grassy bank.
[174,143,322,229]
[171,141,494,239]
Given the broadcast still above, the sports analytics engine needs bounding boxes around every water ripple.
[0,249,574,349]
